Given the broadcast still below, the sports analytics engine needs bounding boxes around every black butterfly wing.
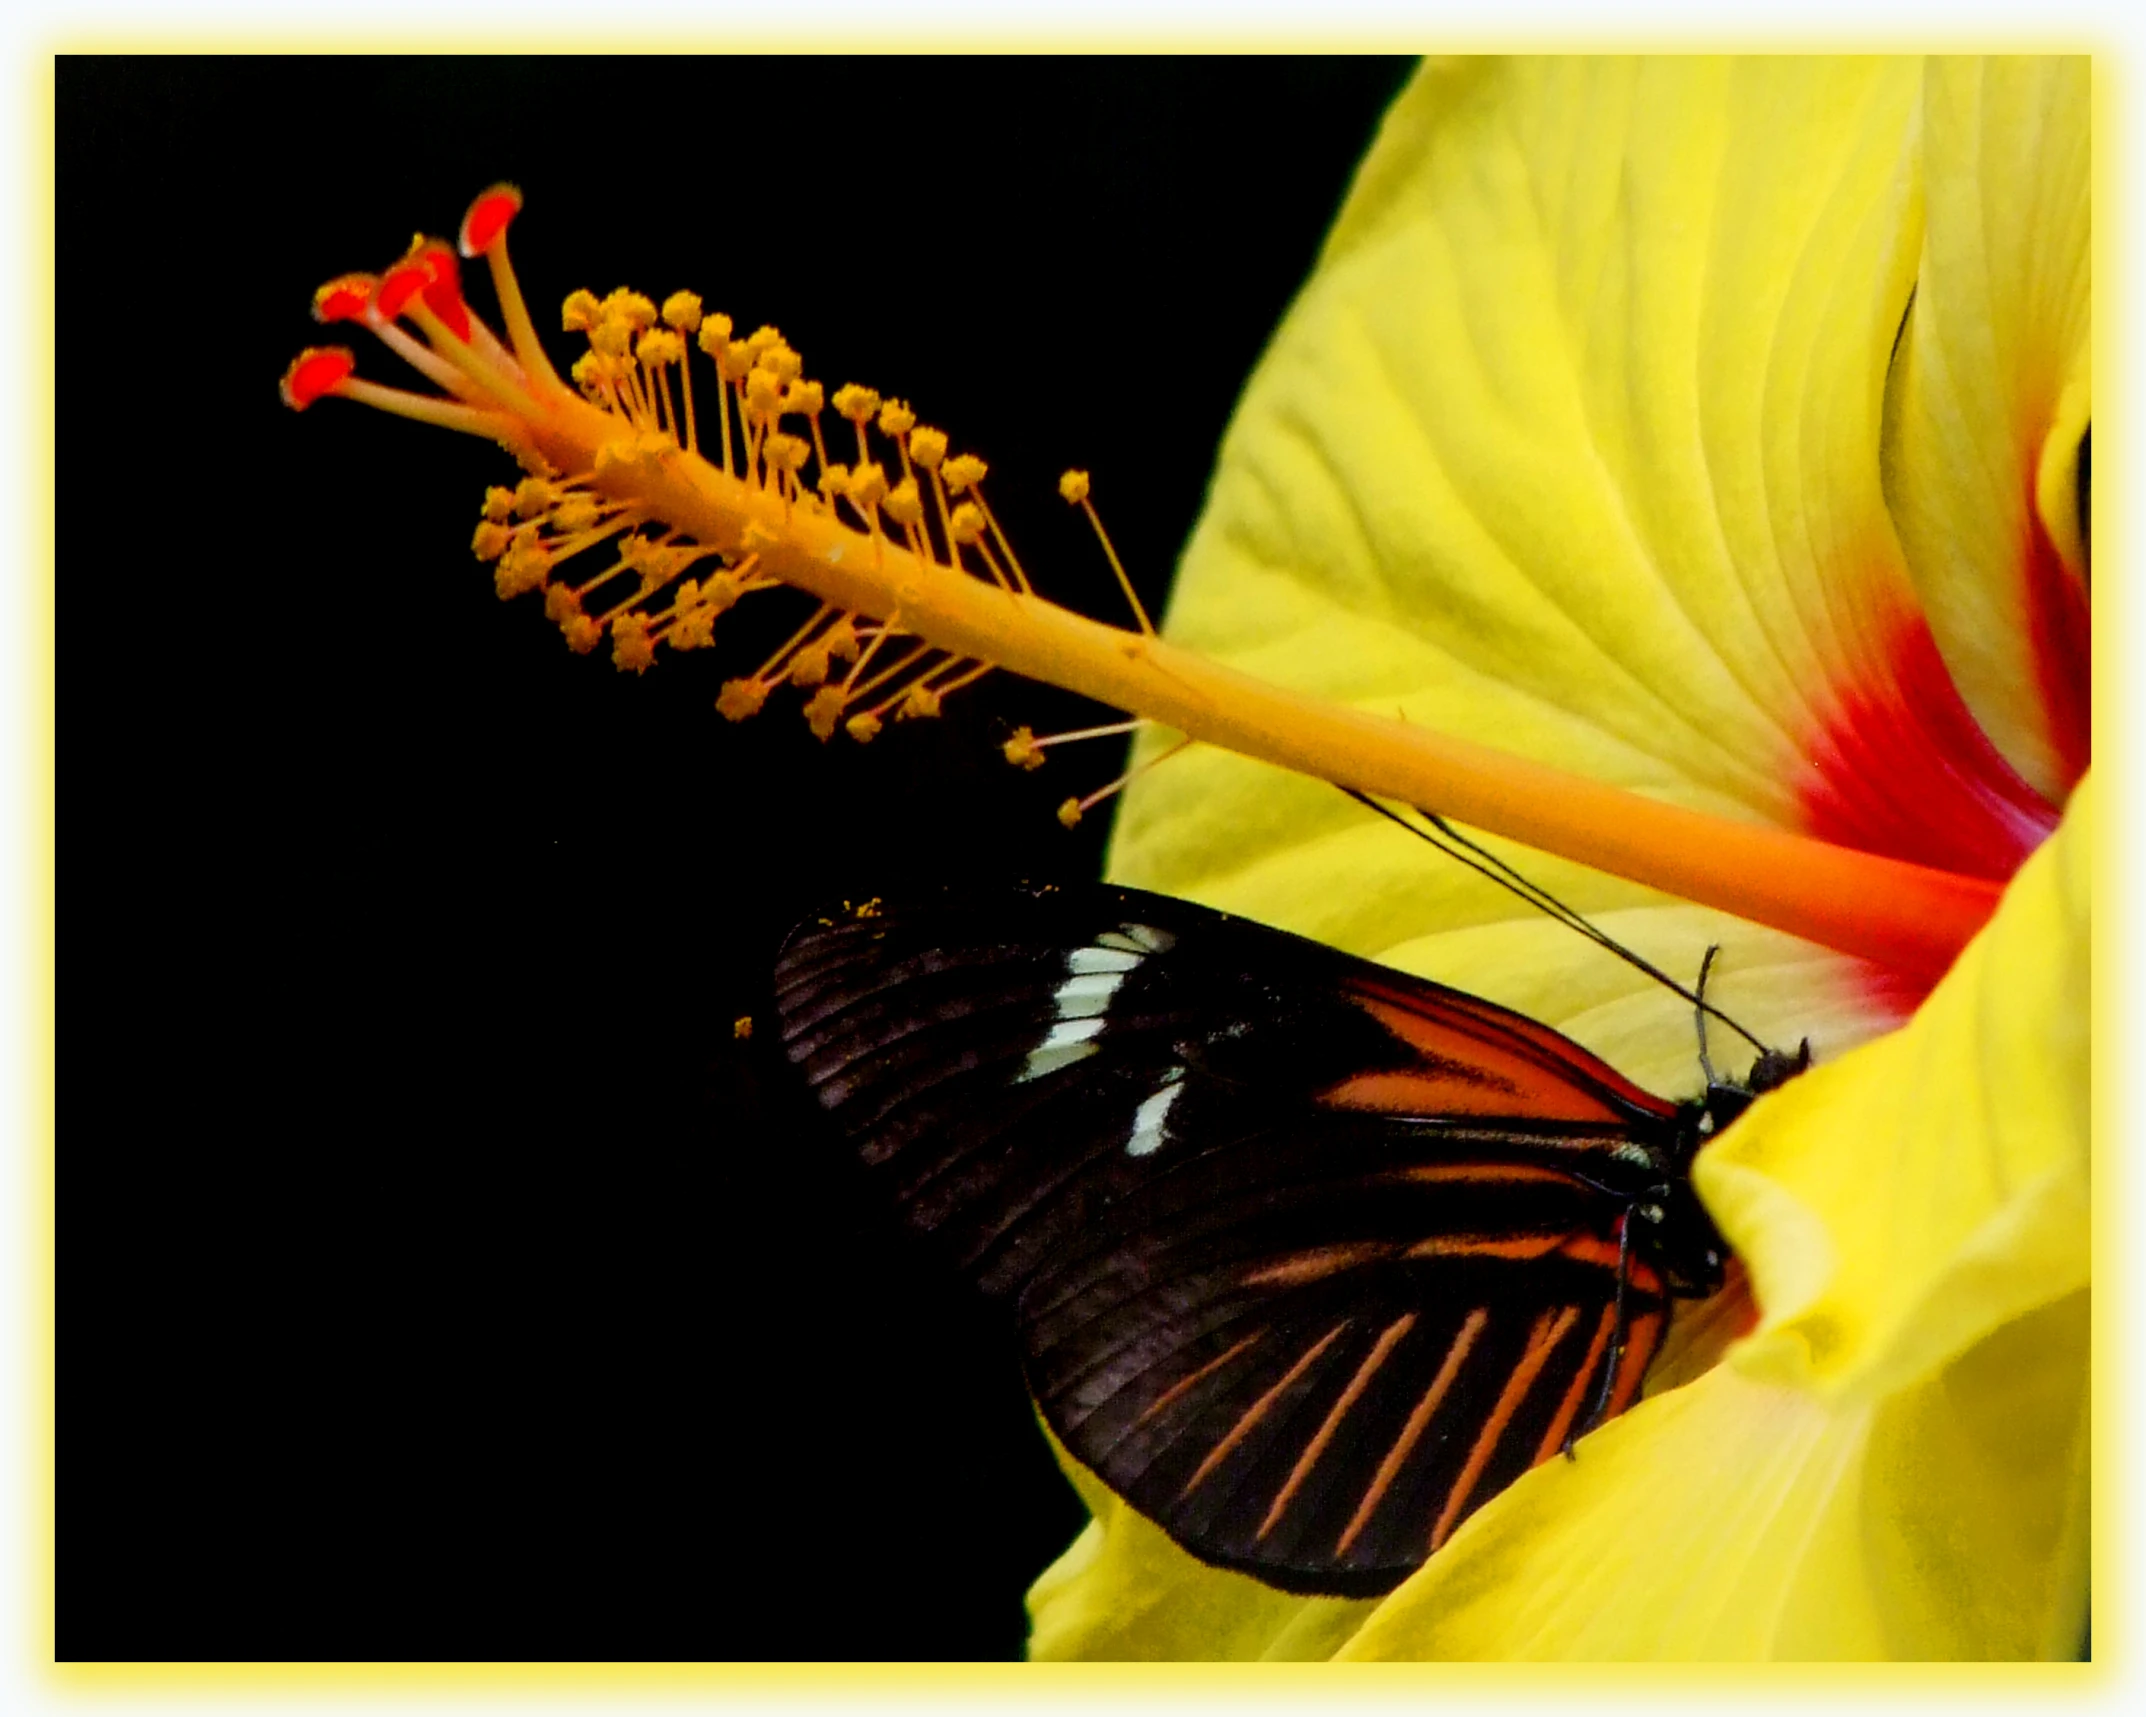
[774,883,1691,1596]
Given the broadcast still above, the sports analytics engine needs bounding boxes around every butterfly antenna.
[1343,789,1772,1058]
[1694,945,1722,1087]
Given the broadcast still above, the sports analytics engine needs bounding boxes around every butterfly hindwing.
[773,883,1696,1594]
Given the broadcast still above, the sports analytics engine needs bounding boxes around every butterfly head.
[1693,1036,1814,1138]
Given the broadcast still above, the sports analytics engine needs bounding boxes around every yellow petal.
[1700,772,2089,1402]
[1334,1288,2086,1659]
[1882,57,2091,802]
[1025,1430,1377,1661]
[1114,57,1986,1075]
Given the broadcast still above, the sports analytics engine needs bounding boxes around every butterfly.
[772,881,1808,1597]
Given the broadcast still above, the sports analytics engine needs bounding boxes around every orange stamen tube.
[285,188,2003,985]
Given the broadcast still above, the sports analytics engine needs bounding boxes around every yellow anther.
[669,602,717,652]
[697,314,734,357]
[704,570,745,612]
[553,494,601,534]
[788,380,825,417]
[883,478,924,527]
[562,613,603,654]
[948,501,986,545]
[544,584,583,624]
[845,712,883,745]
[636,543,685,592]
[1003,727,1047,771]
[818,463,851,498]
[822,616,861,662]
[718,343,756,383]
[877,399,915,439]
[1057,797,1083,829]
[898,682,942,721]
[764,432,810,473]
[602,289,658,330]
[661,291,703,333]
[561,289,601,331]
[496,539,551,598]
[745,370,783,418]
[789,642,832,688]
[943,454,988,493]
[513,477,557,518]
[907,427,948,469]
[1059,469,1091,504]
[761,344,803,385]
[833,383,881,424]
[591,317,633,359]
[636,328,685,367]
[848,462,888,510]
[611,611,657,674]
[716,678,768,722]
[733,1015,754,1041]
[482,485,517,523]
[803,684,847,742]
[745,324,783,354]
[570,351,609,395]
[472,520,513,561]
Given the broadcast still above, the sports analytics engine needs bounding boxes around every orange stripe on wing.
[1406,1232,1564,1261]
[1341,978,1675,1119]
[1532,1303,1618,1466]
[1430,1304,1581,1553]
[1134,1329,1267,1428]
[1241,1243,1396,1287]
[1257,1312,1417,1543]
[1392,1163,1585,1188]
[1177,1322,1349,1501]
[1334,1308,1488,1558]
[1328,995,1634,1123]
[1555,1231,1666,1291]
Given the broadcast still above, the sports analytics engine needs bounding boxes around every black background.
[59,54,1414,1660]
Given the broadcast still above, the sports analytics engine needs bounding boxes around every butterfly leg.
[1565,1205,1637,1457]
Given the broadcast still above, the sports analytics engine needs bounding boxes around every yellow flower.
[1029,57,2089,1661]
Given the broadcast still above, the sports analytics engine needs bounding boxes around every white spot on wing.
[1017,1040,1099,1082]
[1127,1068,1187,1157]
[1098,922,1175,955]
[1051,969,1125,1021]
[1016,927,1171,1087]
[1067,946,1141,977]
[1017,1016,1105,1084]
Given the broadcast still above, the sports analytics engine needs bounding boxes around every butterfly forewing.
[773,884,1695,1595]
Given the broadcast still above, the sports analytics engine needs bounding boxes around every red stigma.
[374,259,430,322]
[280,346,356,410]
[412,241,472,342]
[459,184,523,257]
[312,273,377,324]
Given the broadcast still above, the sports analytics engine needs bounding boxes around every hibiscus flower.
[281,53,2089,1663]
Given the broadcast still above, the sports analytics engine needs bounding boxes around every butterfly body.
[775,883,1788,1597]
